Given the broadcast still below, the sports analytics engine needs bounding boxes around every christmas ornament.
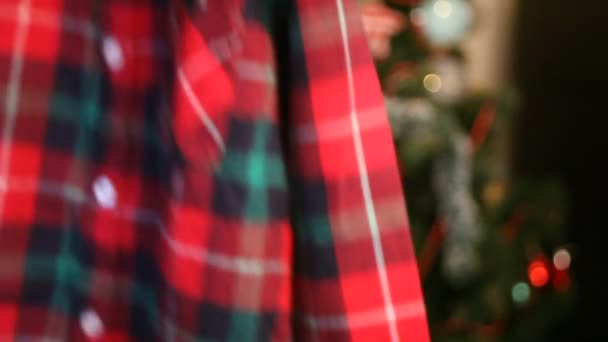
[414,0,473,46]
[360,2,406,59]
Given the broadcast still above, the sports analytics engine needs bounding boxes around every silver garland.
[386,97,481,286]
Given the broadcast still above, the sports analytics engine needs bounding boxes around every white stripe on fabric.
[335,0,399,341]
[3,337,64,342]
[234,60,276,83]
[170,7,225,153]
[299,7,362,50]
[0,5,169,59]
[0,0,31,228]
[177,67,226,153]
[181,48,223,82]
[296,105,386,144]
[1,176,286,276]
[302,300,426,330]
[0,5,95,38]
[137,210,284,276]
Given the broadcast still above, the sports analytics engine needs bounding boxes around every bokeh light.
[528,260,550,287]
[423,74,442,92]
[512,282,531,304]
[553,248,571,271]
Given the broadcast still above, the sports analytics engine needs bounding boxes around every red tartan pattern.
[0,0,428,340]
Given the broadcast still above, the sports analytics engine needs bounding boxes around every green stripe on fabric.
[23,254,86,281]
[75,67,104,159]
[228,312,259,341]
[23,233,92,314]
[131,283,160,322]
[217,119,287,221]
[49,93,98,125]
[51,92,165,156]
[245,121,269,220]
[292,214,334,245]
[220,154,285,190]
[56,227,90,314]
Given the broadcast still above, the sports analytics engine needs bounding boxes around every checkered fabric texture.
[0,0,429,341]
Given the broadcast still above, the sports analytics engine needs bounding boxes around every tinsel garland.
[386,97,481,286]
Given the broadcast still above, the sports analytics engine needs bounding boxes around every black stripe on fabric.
[43,117,79,152]
[294,242,340,279]
[48,62,110,163]
[211,177,249,219]
[129,251,164,340]
[275,0,347,320]
[290,179,329,217]
[268,187,288,222]
[257,312,278,341]
[196,302,231,340]
[224,116,256,153]
[19,224,92,315]
[141,86,173,182]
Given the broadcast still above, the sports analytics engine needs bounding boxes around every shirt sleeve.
[276,0,430,340]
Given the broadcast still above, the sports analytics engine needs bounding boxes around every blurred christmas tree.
[360,0,574,341]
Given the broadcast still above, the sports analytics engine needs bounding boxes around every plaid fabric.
[0,0,428,340]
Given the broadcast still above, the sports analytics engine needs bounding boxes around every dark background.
[512,0,608,339]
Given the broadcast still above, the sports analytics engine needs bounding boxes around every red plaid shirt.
[0,0,428,340]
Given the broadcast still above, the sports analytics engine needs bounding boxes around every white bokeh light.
[553,248,571,271]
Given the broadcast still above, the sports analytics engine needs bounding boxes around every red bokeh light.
[528,260,550,287]
[552,270,571,292]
